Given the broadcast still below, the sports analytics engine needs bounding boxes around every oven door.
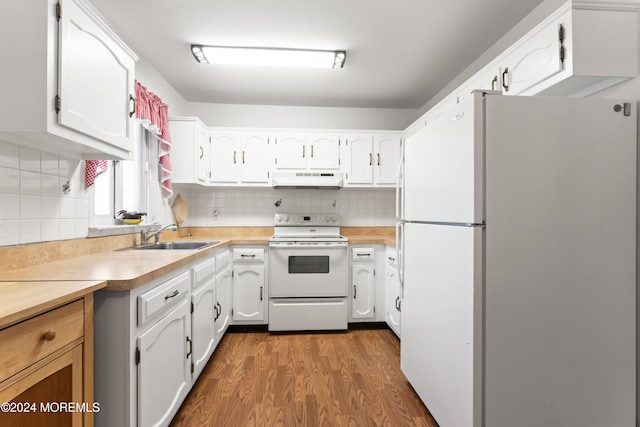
[269,243,348,297]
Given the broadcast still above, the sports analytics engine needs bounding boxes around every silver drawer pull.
[356,253,370,257]
[241,254,256,258]
[164,290,179,300]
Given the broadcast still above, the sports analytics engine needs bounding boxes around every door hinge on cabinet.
[558,24,566,64]
[135,347,140,365]
[55,2,61,21]
[191,302,194,314]
[55,95,61,113]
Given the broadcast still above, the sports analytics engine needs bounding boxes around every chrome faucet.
[141,224,177,244]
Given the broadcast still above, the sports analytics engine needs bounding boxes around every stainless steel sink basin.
[133,241,218,250]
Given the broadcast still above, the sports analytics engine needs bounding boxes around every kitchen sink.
[133,241,218,250]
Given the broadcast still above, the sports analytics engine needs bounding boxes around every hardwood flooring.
[170,327,438,427]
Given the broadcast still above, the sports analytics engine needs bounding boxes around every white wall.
[188,102,418,130]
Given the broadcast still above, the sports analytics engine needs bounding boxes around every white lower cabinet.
[137,299,191,427]
[94,250,231,427]
[385,247,401,338]
[232,247,267,324]
[215,250,232,337]
[349,245,386,323]
[190,257,217,380]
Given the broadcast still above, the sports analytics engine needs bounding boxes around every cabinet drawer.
[216,250,232,272]
[233,248,264,262]
[192,257,216,289]
[352,247,374,261]
[138,271,190,325]
[0,300,84,382]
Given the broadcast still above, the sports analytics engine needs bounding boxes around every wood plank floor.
[170,327,438,427]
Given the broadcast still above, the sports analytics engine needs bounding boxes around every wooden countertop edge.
[0,280,106,330]
[0,235,395,294]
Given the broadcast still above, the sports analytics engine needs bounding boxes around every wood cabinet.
[232,247,267,323]
[169,117,211,186]
[345,134,402,186]
[0,0,137,160]
[274,133,341,170]
[385,247,401,338]
[211,132,271,185]
[0,283,102,427]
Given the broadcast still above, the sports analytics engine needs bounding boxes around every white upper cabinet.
[170,117,211,186]
[374,135,401,185]
[346,134,401,186]
[345,135,374,184]
[501,5,638,97]
[274,133,341,170]
[0,0,137,160]
[210,131,271,185]
[307,134,341,170]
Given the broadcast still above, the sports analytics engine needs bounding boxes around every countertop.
[0,227,394,292]
[0,280,106,329]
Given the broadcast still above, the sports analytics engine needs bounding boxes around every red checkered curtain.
[135,80,173,200]
[85,159,108,188]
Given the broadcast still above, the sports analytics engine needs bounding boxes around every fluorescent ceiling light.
[191,45,346,69]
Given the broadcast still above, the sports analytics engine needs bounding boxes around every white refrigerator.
[397,91,636,427]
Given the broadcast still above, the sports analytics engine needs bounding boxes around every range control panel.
[274,213,340,226]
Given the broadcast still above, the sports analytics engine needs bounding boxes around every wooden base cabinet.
[0,295,96,427]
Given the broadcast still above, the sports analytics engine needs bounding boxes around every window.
[92,124,148,225]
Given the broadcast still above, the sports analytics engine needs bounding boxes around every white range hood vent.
[272,172,343,189]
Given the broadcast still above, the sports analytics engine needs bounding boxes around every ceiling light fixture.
[191,45,346,69]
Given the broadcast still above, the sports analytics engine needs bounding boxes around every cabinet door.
[274,134,306,169]
[0,345,83,427]
[308,134,341,170]
[197,128,211,183]
[215,266,232,337]
[386,264,401,338]
[211,133,240,183]
[232,265,265,321]
[241,134,270,183]
[374,136,400,185]
[191,280,216,380]
[58,0,135,151]
[352,264,375,319]
[137,300,191,427]
[346,135,373,184]
[501,13,564,95]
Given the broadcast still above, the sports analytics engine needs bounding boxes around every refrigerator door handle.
[395,155,405,220]
[396,221,404,297]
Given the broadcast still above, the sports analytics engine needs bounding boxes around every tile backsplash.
[0,138,396,247]
[178,187,396,227]
[0,141,89,246]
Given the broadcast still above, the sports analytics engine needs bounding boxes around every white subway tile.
[20,171,41,195]
[19,146,40,172]
[0,167,19,194]
[0,219,19,246]
[20,195,42,219]
[41,219,60,242]
[59,219,75,240]
[0,194,20,219]
[41,197,60,219]
[19,219,41,244]
[0,141,19,169]
[41,152,59,176]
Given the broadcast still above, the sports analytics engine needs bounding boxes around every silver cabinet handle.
[242,150,245,164]
[491,75,498,91]
[369,153,372,166]
[302,145,306,158]
[240,254,256,258]
[186,336,192,358]
[233,151,237,164]
[260,286,263,301]
[311,145,314,158]
[353,285,357,299]
[502,67,510,92]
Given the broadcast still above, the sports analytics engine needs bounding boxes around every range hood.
[272,172,343,189]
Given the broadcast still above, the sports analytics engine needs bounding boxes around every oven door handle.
[269,243,347,249]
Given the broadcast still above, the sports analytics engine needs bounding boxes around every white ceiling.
[90,0,545,109]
